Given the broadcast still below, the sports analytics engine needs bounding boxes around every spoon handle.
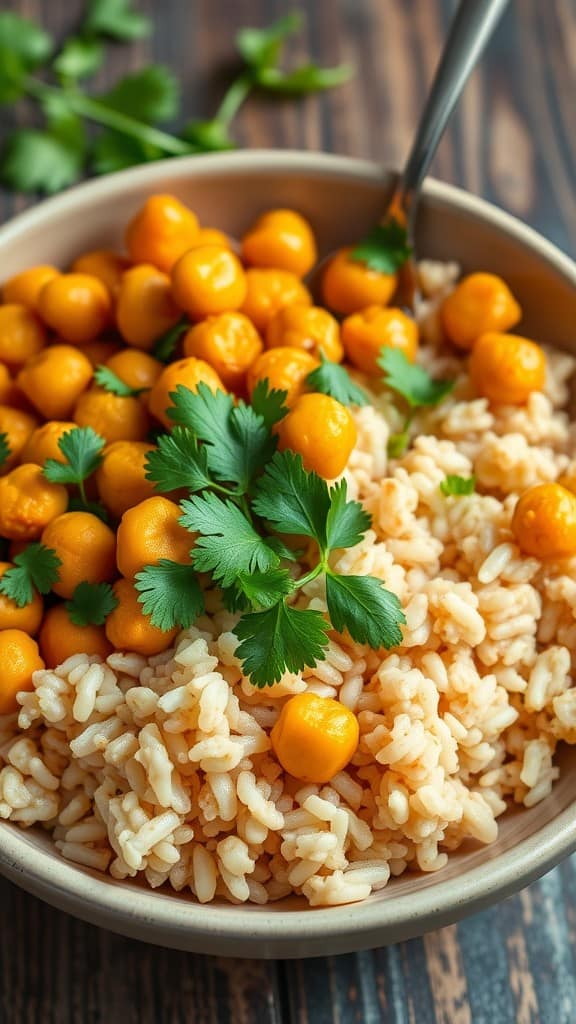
[393,0,509,231]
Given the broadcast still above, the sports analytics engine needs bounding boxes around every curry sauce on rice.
[0,197,575,907]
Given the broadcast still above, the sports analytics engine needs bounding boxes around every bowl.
[1,151,576,958]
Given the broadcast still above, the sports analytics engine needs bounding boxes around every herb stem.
[24,76,191,156]
[297,562,325,590]
[78,478,88,506]
[213,72,253,126]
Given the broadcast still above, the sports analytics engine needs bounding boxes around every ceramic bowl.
[0,151,575,958]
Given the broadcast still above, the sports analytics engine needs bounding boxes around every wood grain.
[0,1,576,1021]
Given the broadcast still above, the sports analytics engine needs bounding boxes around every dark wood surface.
[1,1,576,1021]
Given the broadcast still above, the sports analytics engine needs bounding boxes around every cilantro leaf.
[84,0,152,41]
[440,474,476,497]
[379,348,455,409]
[44,427,106,488]
[94,364,146,397]
[234,569,295,610]
[387,431,410,458]
[1,118,86,194]
[180,492,280,587]
[144,427,212,494]
[325,572,405,649]
[306,354,369,407]
[53,37,104,81]
[66,495,110,523]
[236,12,302,69]
[0,50,26,105]
[0,544,61,608]
[325,479,371,551]
[99,66,180,123]
[256,63,353,94]
[0,14,53,68]
[249,380,289,429]
[233,602,330,687]
[134,560,204,632]
[0,432,10,470]
[91,130,163,175]
[65,581,118,626]
[152,316,189,363]
[351,219,412,274]
[252,450,330,547]
[182,119,235,153]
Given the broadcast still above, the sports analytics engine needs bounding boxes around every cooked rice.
[1,259,575,907]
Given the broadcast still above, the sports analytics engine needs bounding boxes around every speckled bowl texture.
[1,152,575,958]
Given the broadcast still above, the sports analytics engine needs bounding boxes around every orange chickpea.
[41,511,117,599]
[20,421,77,466]
[125,194,200,273]
[512,483,576,560]
[105,349,163,393]
[2,265,59,312]
[95,441,156,519]
[241,209,317,278]
[240,269,312,332]
[322,247,397,316]
[0,364,26,410]
[0,464,68,540]
[148,356,225,428]
[192,227,231,249]
[74,387,150,443]
[247,346,319,407]
[71,249,130,297]
[469,331,546,405]
[0,405,38,469]
[39,605,112,668]
[266,304,343,362]
[81,337,122,368]
[277,393,357,479]
[116,495,192,578]
[342,305,419,375]
[116,264,181,350]
[0,305,46,369]
[441,272,522,350]
[0,561,43,635]
[106,577,177,656]
[271,692,359,783]
[182,312,263,392]
[17,345,93,420]
[0,630,44,714]
[37,273,112,344]
[171,245,247,320]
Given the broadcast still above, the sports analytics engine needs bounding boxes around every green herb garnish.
[94,364,147,397]
[350,219,412,274]
[0,433,11,471]
[134,561,204,632]
[65,581,118,626]
[305,353,369,407]
[0,544,61,608]
[440,475,476,497]
[43,427,106,505]
[379,348,455,457]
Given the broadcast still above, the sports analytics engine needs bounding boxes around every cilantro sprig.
[305,354,369,407]
[94,364,147,397]
[43,427,106,506]
[440,475,476,497]
[351,219,412,274]
[65,581,118,626]
[379,348,455,457]
[0,544,61,608]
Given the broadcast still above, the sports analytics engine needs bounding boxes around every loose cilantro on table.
[93,364,147,397]
[440,475,476,497]
[305,354,369,407]
[350,219,412,274]
[379,348,455,457]
[65,581,118,626]
[43,426,106,506]
[0,544,61,608]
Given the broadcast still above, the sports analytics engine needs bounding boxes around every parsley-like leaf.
[234,569,295,610]
[182,119,235,153]
[53,37,104,81]
[91,130,162,175]
[233,602,330,687]
[152,316,190,363]
[351,219,412,274]
[180,493,280,587]
[325,572,405,649]
[44,427,105,499]
[379,348,455,409]
[236,12,302,69]
[440,474,476,497]
[325,479,371,551]
[256,63,353,94]
[84,0,152,41]
[99,66,179,123]
[252,450,330,547]
[249,380,289,429]
[306,353,369,407]
[0,14,53,68]
[144,427,212,494]
[134,560,204,631]
[2,120,86,194]
[0,432,10,470]
[65,581,118,626]
[0,544,61,608]
[94,364,146,397]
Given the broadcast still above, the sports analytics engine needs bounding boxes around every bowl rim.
[1,149,576,956]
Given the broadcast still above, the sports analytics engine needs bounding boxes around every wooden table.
[1,1,576,1020]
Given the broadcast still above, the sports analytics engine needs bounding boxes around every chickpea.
[271,693,359,783]
[20,421,77,466]
[512,483,576,560]
[240,269,312,332]
[95,440,156,519]
[171,245,247,319]
[0,464,68,540]
[266,304,343,362]
[116,495,192,578]
[17,345,93,420]
[241,208,317,278]
[192,227,231,249]
[0,561,43,635]
[125,194,200,273]
[0,630,44,714]
[105,577,177,656]
[148,356,225,428]
[74,387,151,443]
[71,249,130,298]
[322,247,397,315]
[105,349,163,393]
[0,304,46,369]
[342,305,418,375]
[277,392,357,479]
[39,605,112,669]
[116,264,181,350]
[81,338,122,368]
[246,347,319,407]
[2,265,59,312]
[37,273,112,344]
[0,405,39,470]
[0,364,26,410]
[182,312,263,392]
[41,511,117,599]
[441,272,521,350]
[469,331,546,405]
